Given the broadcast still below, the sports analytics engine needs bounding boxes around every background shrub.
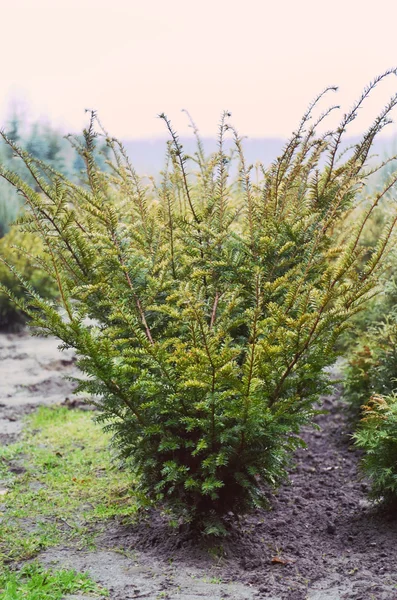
[2,74,397,527]
[342,152,397,411]
[0,110,105,328]
[343,313,397,410]
[343,246,397,411]
[0,228,56,329]
[337,158,397,353]
[0,182,22,239]
[0,109,107,238]
[354,393,397,505]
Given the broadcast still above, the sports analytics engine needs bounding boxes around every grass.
[0,406,140,567]
[0,562,108,599]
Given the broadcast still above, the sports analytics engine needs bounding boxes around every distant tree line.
[0,109,109,237]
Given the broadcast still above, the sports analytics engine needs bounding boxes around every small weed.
[202,574,223,584]
[207,544,225,561]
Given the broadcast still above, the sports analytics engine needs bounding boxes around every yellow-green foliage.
[2,72,397,526]
[0,227,56,328]
[354,394,397,504]
[343,246,397,410]
[338,160,397,352]
[344,314,397,411]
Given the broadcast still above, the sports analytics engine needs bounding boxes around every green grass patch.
[0,406,140,567]
[0,562,108,599]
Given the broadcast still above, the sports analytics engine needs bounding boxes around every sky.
[1,0,397,139]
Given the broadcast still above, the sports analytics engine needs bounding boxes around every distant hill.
[122,136,397,177]
[122,137,285,176]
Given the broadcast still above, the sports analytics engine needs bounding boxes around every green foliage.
[0,112,25,237]
[339,147,397,353]
[0,111,81,238]
[0,563,107,599]
[344,314,397,410]
[2,72,397,524]
[0,181,22,238]
[343,246,397,410]
[354,394,397,504]
[0,227,56,329]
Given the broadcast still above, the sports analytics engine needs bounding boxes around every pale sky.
[1,0,397,139]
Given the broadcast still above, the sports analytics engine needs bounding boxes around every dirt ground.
[0,330,78,446]
[1,330,397,600]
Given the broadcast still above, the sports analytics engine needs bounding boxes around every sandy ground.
[0,331,78,445]
[1,330,397,600]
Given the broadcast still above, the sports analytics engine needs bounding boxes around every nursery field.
[1,331,396,600]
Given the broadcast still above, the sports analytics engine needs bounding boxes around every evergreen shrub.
[343,243,397,411]
[0,183,22,238]
[354,393,397,505]
[2,73,397,526]
[338,148,397,354]
[343,313,397,412]
[0,227,56,329]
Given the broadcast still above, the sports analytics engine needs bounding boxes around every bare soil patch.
[0,330,81,445]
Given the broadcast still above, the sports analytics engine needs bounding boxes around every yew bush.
[2,73,397,528]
